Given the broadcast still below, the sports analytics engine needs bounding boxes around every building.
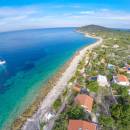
[113,75,129,86]
[72,84,88,94]
[68,120,97,130]
[88,76,97,81]
[127,66,130,74]
[44,112,55,122]
[97,75,109,87]
[75,94,93,112]
[108,64,115,70]
[123,65,130,74]
[113,44,119,48]
[73,84,81,93]
[128,89,130,95]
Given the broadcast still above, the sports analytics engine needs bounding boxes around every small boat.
[0,60,6,65]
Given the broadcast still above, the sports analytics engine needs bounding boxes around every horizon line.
[0,25,130,33]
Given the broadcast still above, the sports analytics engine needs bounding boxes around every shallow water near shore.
[0,28,96,129]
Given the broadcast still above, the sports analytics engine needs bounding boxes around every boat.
[0,60,6,65]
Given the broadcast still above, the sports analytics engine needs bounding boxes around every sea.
[0,28,96,129]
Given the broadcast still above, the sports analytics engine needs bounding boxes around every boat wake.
[0,59,6,65]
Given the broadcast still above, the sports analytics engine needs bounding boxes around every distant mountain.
[78,24,130,33]
[78,25,112,33]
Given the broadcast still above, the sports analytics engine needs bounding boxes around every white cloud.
[0,5,130,32]
[75,9,130,21]
[100,8,110,12]
[80,10,95,15]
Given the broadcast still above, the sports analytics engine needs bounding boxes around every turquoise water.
[0,28,96,129]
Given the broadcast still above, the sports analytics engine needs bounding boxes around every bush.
[53,97,62,111]
[67,105,85,120]
[53,113,68,130]
[99,114,114,128]
[53,105,86,130]
[86,80,99,93]
[112,84,128,98]
[110,104,130,129]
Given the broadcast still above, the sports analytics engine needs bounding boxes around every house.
[88,76,97,81]
[113,75,129,86]
[101,45,108,48]
[113,44,119,48]
[80,68,86,78]
[73,84,81,93]
[44,112,55,122]
[97,75,109,87]
[127,66,130,74]
[101,58,105,64]
[68,120,97,130]
[75,94,93,112]
[108,64,115,69]
[128,89,130,95]
[123,65,130,74]
[118,68,126,73]
[80,68,85,74]
[73,84,88,94]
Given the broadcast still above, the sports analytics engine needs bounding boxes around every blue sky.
[0,0,130,32]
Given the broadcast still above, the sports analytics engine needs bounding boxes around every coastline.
[11,34,103,130]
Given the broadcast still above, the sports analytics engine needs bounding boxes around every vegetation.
[67,105,85,120]
[99,114,114,129]
[53,105,86,130]
[53,25,130,130]
[112,84,129,98]
[110,104,130,130]
[53,113,68,130]
[40,122,45,130]
[78,25,130,130]
[86,80,99,93]
[53,97,62,111]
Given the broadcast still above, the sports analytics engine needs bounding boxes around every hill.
[77,24,112,33]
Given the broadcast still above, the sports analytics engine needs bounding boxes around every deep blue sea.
[0,28,96,129]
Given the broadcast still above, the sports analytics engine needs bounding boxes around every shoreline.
[11,33,103,130]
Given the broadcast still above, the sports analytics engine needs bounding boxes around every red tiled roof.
[117,75,129,82]
[68,120,97,130]
[75,94,93,112]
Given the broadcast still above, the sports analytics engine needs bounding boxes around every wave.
[0,59,6,65]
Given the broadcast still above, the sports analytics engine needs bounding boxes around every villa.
[44,112,55,122]
[75,94,93,112]
[88,76,97,81]
[108,64,115,69]
[73,84,81,93]
[97,75,109,87]
[68,120,97,130]
[73,84,88,94]
[113,44,119,48]
[123,65,130,74]
[113,75,129,86]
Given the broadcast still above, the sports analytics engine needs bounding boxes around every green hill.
[78,24,112,33]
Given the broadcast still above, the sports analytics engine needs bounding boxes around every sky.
[0,0,130,32]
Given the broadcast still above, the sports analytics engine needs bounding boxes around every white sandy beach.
[22,34,103,130]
